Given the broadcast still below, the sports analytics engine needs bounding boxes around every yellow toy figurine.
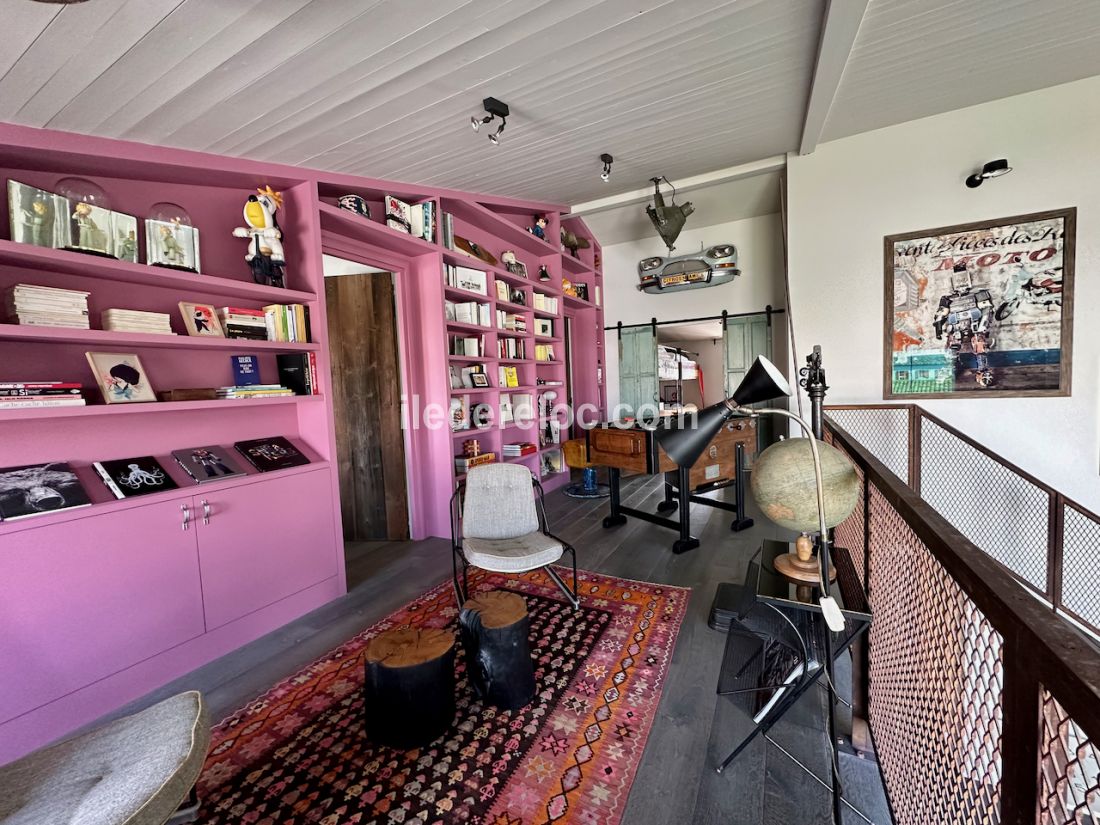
[233,185,286,288]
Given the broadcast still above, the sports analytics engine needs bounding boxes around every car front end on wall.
[637,244,740,294]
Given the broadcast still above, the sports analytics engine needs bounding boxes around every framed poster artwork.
[884,208,1075,399]
[85,351,157,403]
[178,302,224,337]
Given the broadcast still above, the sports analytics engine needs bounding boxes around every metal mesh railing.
[824,406,909,482]
[919,416,1049,592]
[827,416,1100,825]
[1039,690,1100,824]
[1061,502,1100,633]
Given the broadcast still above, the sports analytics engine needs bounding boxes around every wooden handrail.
[826,415,1100,741]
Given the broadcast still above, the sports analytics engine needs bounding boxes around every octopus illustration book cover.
[92,456,179,500]
[0,462,91,520]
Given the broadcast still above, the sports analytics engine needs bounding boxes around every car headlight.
[639,257,663,272]
[707,245,734,259]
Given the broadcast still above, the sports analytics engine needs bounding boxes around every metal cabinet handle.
[181,504,191,531]
[201,499,211,525]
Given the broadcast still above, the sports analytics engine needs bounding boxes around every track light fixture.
[966,158,1012,188]
[470,97,510,145]
[600,153,614,182]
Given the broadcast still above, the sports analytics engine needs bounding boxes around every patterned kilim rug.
[196,567,689,825]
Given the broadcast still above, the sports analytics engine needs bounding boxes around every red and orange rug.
[196,568,688,825]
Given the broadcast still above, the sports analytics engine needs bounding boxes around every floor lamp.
[655,354,853,825]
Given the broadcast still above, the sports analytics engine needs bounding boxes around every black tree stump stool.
[459,590,536,711]
[364,627,456,748]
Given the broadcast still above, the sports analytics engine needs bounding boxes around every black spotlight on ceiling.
[600,153,614,183]
[470,97,509,145]
[966,158,1012,188]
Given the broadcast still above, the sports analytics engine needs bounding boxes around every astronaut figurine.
[233,185,286,288]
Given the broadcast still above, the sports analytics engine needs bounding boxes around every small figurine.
[528,215,548,239]
[233,185,286,288]
[72,201,108,253]
[562,277,577,297]
[538,264,551,282]
[158,224,186,267]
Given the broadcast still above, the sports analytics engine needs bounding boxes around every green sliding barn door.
[724,314,775,450]
[617,326,659,420]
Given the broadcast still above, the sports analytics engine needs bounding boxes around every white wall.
[787,75,1100,511]
[601,212,787,411]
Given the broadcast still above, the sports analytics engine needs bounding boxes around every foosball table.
[585,416,757,554]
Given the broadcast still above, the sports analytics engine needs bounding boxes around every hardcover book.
[92,456,179,500]
[231,354,261,386]
[172,445,247,483]
[234,436,310,472]
[276,353,314,396]
[0,462,91,520]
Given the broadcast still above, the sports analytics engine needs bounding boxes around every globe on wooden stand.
[750,436,860,595]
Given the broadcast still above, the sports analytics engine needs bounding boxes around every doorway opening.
[322,254,410,585]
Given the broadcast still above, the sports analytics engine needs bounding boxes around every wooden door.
[724,314,775,450]
[617,326,658,419]
[195,469,339,630]
[325,271,409,540]
[0,497,205,723]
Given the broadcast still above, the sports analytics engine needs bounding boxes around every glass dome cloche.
[145,201,201,273]
[55,177,113,257]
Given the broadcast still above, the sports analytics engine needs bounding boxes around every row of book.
[446,300,490,327]
[499,337,527,360]
[532,292,559,313]
[384,195,436,243]
[3,284,90,329]
[441,211,456,251]
[216,384,295,400]
[449,334,485,357]
[502,442,537,457]
[535,343,557,362]
[496,310,527,333]
[102,308,172,335]
[219,304,311,343]
[0,437,310,521]
[0,381,85,409]
[444,263,488,295]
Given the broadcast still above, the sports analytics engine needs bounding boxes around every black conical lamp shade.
[656,356,792,467]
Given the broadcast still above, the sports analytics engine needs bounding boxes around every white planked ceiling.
[1,0,1099,207]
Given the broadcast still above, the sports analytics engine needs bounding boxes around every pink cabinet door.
[0,497,205,724]
[195,468,339,630]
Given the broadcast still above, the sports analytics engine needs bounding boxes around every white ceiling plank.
[47,0,272,133]
[0,0,131,121]
[122,0,375,144]
[16,0,186,127]
[798,0,870,155]
[204,0,516,156]
[0,4,62,84]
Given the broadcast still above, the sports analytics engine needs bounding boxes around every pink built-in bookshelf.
[0,122,603,762]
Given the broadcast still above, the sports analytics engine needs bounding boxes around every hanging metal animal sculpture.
[645,176,694,252]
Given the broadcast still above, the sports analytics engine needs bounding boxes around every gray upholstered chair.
[0,690,210,825]
[451,463,579,609]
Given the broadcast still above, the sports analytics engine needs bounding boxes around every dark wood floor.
[112,473,890,825]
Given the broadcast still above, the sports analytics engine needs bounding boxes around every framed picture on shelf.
[85,351,157,404]
[509,288,526,306]
[146,219,200,272]
[501,251,528,278]
[884,208,1075,399]
[178,302,224,337]
[7,180,68,249]
[470,372,490,388]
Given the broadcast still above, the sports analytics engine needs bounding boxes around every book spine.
[93,463,126,500]
[308,351,319,395]
[0,398,86,408]
[220,307,265,317]
[295,305,307,342]
[0,382,82,389]
[0,387,82,396]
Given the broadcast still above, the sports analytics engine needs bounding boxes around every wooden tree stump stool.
[364,627,456,748]
[459,590,536,711]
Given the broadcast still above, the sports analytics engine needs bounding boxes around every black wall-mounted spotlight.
[470,97,509,146]
[600,153,614,183]
[966,159,1012,188]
